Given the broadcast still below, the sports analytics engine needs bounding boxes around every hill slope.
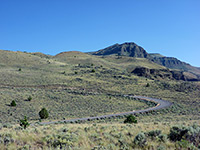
[0,49,199,128]
[90,42,200,78]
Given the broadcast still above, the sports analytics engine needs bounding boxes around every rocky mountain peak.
[91,42,150,58]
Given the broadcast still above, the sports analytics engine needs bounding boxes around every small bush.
[169,126,188,142]
[10,100,16,107]
[169,125,200,148]
[134,132,147,147]
[175,139,191,149]
[146,83,150,87]
[158,134,168,142]
[44,132,77,149]
[27,96,32,101]
[18,68,22,71]
[147,130,162,139]
[157,145,166,150]
[0,133,14,145]
[2,123,12,128]
[20,116,30,129]
[39,108,49,119]
[91,69,95,73]
[124,115,137,124]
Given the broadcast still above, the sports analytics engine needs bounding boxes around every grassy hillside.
[0,50,199,125]
[0,50,200,149]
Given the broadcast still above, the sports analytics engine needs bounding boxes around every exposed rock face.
[170,71,186,80]
[132,67,151,77]
[91,42,150,58]
[132,67,200,81]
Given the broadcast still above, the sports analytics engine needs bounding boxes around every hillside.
[150,55,200,77]
[90,42,200,79]
[0,48,200,149]
[0,48,199,124]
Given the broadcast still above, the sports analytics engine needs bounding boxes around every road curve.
[36,95,173,125]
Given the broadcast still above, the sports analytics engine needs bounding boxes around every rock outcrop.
[132,67,200,81]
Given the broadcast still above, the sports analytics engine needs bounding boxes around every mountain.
[90,42,200,78]
[90,42,150,58]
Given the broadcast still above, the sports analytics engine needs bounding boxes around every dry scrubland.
[0,120,200,149]
[0,50,200,149]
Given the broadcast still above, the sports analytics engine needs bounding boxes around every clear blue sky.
[0,0,200,66]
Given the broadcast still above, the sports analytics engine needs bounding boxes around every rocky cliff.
[132,67,200,81]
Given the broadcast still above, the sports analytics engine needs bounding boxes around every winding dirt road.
[37,95,173,125]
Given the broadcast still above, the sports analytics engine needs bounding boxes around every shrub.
[2,123,12,128]
[169,126,188,142]
[146,83,150,87]
[27,96,32,101]
[44,132,77,149]
[18,68,22,71]
[157,145,166,150]
[20,116,30,129]
[175,139,192,149]
[124,115,137,124]
[91,69,95,73]
[75,71,78,74]
[134,132,147,147]
[147,130,162,139]
[0,133,14,145]
[10,100,16,107]
[39,108,49,119]
[185,124,200,147]
[158,134,168,142]
[169,125,200,148]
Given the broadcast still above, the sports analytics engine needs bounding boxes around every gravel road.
[36,95,173,125]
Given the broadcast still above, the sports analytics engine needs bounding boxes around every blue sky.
[0,0,200,66]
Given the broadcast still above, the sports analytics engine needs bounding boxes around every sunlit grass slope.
[0,50,199,125]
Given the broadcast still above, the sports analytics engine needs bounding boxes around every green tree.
[39,108,49,119]
[124,114,137,124]
[27,96,32,101]
[146,83,150,87]
[10,100,16,107]
[20,116,30,129]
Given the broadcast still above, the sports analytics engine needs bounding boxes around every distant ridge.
[89,42,200,77]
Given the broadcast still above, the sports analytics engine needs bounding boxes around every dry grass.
[0,120,199,149]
